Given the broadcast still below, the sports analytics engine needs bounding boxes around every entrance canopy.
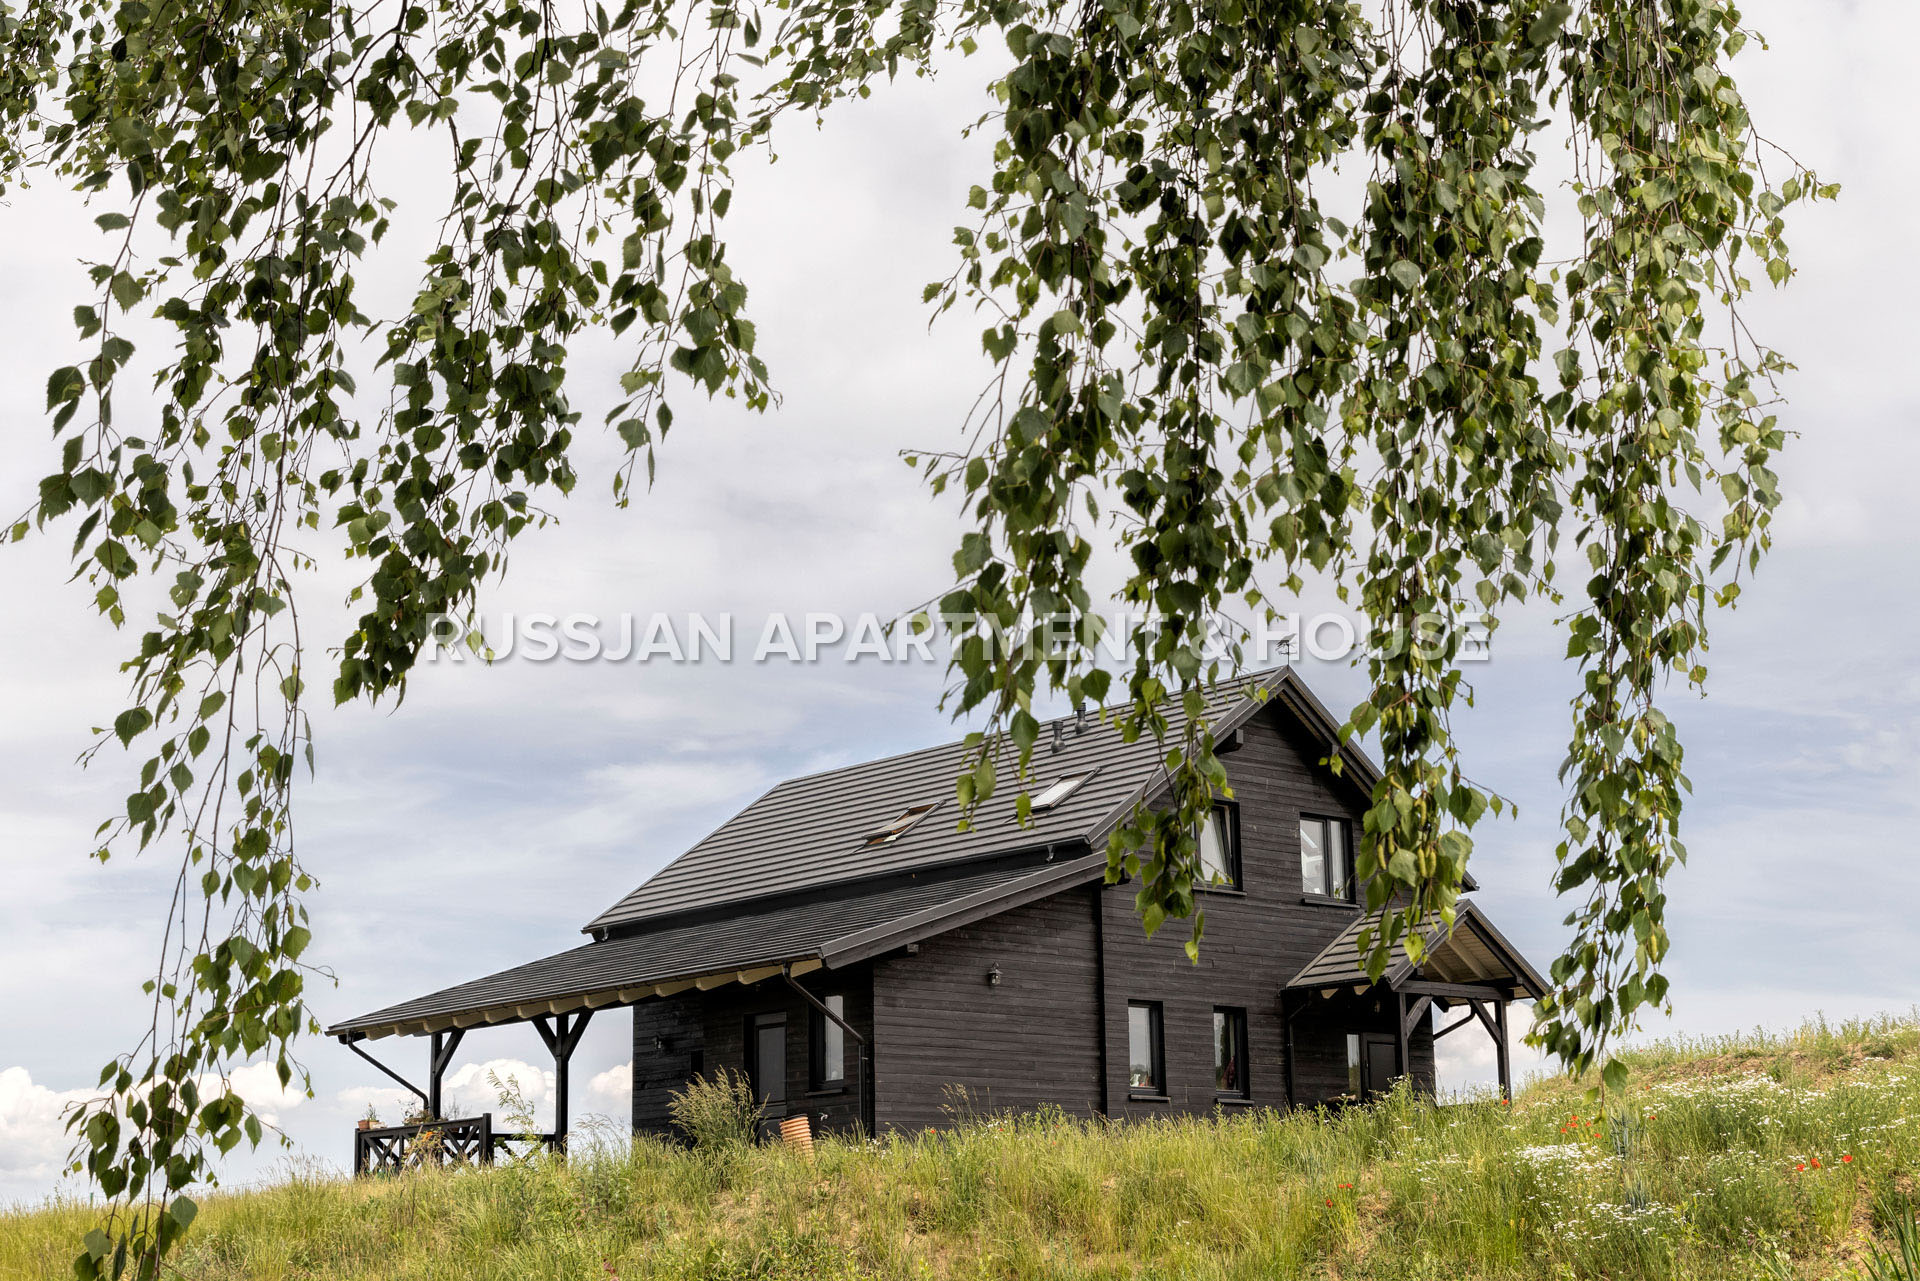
[1285,900,1547,1002]
[1285,900,1547,1101]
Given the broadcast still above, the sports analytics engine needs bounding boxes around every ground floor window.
[1128,1002,1165,1095]
[1346,1033,1362,1097]
[1214,1007,1249,1097]
[810,995,846,1089]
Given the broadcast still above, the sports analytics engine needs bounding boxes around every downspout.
[1282,993,1304,1112]
[782,964,870,1137]
[1091,879,1108,1117]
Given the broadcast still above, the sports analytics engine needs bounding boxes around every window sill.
[1213,1095,1256,1107]
[1299,894,1358,910]
[804,1086,850,1099]
[1195,885,1246,897]
[1127,1092,1171,1104]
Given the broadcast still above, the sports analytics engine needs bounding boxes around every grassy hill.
[5,1013,1919,1281]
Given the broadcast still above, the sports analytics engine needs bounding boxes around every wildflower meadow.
[3,1013,1917,1280]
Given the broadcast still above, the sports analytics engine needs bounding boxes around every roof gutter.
[817,851,1109,969]
[327,955,827,1042]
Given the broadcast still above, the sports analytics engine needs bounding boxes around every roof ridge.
[582,664,1331,935]
[760,664,1288,792]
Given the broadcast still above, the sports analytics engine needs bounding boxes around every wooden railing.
[352,1114,563,1176]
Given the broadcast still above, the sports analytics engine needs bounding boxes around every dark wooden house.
[330,668,1544,1153]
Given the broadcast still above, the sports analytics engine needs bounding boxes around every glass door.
[1361,1033,1400,1097]
[749,1012,787,1119]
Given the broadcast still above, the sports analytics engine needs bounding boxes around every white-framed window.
[1198,805,1240,888]
[1300,814,1351,899]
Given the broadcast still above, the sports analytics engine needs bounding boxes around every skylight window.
[864,803,937,846]
[1030,773,1091,812]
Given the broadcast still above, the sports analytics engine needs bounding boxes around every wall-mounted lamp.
[653,1035,672,1053]
[987,965,1003,987]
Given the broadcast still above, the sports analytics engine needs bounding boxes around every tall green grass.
[5,1013,1917,1280]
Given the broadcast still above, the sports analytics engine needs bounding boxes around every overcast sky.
[3,0,1916,1208]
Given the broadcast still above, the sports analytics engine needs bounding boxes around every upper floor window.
[1213,1007,1249,1097]
[809,995,846,1089]
[1127,1001,1165,1095]
[1300,814,1351,899]
[1197,804,1241,889]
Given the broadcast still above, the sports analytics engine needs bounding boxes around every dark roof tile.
[583,667,1358,933]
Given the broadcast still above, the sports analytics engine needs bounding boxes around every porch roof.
[1285,900,1548,1001]
[327,849,1105,1042]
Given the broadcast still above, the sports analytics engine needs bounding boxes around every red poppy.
[1326,1199,1334,1207]
[1842,1154,1855,1164]
[1795,1163,1807,1173]
[1811,1159,1822,1169]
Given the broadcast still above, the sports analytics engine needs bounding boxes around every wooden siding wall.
[630,994,706,1133]
[1097,702,1434,1116]
[869,888,1103,1133]
[629,968,875,1137]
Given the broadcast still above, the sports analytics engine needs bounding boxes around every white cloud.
[1432,1007,1552,1098]
[0,1067,94,1182]
[589,1063,633,1106]
[0,1058,307,1189]
[444,1058,555,1123]
[218,1062,310,1129]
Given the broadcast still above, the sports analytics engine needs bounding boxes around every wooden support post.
[427,1028,465,1120]
[1394,991,1411,1089]
[555,1022,570,1149]
[1401,995,1433,1039]
[1494,998,1512,1102]
[534,1010,593,1153]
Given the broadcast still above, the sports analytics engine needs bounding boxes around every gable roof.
[1286,900,1548,1001]
[329,665,1383,1041]
[583,665,1373,936]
